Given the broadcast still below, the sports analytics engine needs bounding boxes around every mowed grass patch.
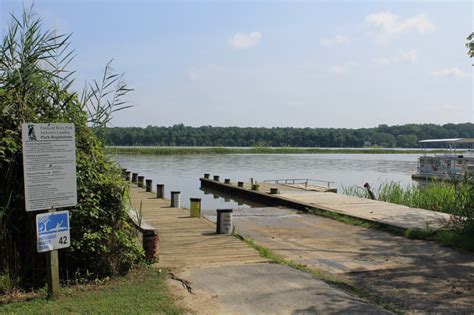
[0,267,185,314]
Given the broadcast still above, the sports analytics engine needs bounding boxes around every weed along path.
[201,206,474,313]
[128,186,389,314]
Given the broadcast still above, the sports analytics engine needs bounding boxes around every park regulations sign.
[22,123,77,212]
[36,210,70,253]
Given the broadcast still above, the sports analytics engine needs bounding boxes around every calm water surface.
[112,154,419,210]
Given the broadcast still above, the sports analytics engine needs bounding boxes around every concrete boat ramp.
[200,178,451,231]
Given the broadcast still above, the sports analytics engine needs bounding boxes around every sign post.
[22,123,76,299]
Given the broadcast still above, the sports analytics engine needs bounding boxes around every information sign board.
[22,123,77,211]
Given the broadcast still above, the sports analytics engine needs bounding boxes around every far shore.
[106,146,452,155]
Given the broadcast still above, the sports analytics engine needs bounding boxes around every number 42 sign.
[36,211,70,253]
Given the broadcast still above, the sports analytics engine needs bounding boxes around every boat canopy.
[419,138,474,144]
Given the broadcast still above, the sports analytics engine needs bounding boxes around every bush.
[0,8,143,289]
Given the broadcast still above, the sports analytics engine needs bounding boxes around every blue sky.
[1,0,473,128]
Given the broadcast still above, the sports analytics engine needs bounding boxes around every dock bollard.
[145,179,153,192]
[125,171,131,182]
[213,175,220,181]
[190,198,201,218]
[138,176,145,188]
[270,188,280,194]
[237,181,244,188]
[132,173,138,184]
[143,230,159,262]
[216,209,233,234]
[156,184,164,199]
[170,191,181,208]
[224,179,231,184]
[204,173,210,179]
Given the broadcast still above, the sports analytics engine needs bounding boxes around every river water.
[112,153,419,210]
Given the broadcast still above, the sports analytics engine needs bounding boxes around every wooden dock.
[128,186,267,269]
[200,178,452,231]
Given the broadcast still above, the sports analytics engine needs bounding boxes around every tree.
[467,32,474,65]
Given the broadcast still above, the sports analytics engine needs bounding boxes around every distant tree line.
[104,123,474,148]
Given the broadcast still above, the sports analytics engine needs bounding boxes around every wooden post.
[145,179,152,192]
[132,173,138,183]
[238,181,244,187]
[224,179,231,184]
[190,198,201,218]
[204,173,210,179]
[156,184,164,199]
[270,188,280,194]
[125,171,131,182]
[47,208,59,299]
[213,175,220,181]
[138,176,145,188]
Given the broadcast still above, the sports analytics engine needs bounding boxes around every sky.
[1,0,473,128]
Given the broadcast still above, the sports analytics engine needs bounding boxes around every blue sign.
[36,210,70,253]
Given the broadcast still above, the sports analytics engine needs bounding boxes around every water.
[112,153,419,210]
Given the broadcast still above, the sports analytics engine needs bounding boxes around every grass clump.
[106,146,446,155]
[343,179,474,251]
[0,267,185,314]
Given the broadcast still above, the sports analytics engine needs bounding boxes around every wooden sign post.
[22,123,76,299]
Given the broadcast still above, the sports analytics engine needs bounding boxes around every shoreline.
[106,146,450,155]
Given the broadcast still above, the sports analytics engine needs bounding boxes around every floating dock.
[200,177,452,231]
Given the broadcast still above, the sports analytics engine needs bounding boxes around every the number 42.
[59,236,68,244]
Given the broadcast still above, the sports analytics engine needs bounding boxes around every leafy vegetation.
[0,8,143,291]
[0,267,185,314]
[343,180,474,251]
[104,123,474,147]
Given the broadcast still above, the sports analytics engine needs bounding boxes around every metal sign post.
[22,123,76,299]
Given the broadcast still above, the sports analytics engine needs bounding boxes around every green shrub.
[0,8,143,288]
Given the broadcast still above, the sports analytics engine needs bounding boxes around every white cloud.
[228,32,262,49]
[432,67,471,79]
[328,62,357,74]
[328,65,347,74]
[320,34,348,47]
[188,69,200,81]
[365,11,436,40]
[374,49,418,66]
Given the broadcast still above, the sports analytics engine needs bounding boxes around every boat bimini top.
[419,138,474,155]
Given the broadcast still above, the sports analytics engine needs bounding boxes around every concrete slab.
[202,207,474,313]
[171,263,389,315]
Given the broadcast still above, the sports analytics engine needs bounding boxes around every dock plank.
[128,186,267,269]
[201,178,452,231]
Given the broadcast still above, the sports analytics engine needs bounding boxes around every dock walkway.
[200,178,452,231]
[128,186,266,268]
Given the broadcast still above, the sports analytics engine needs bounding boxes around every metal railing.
[262,178,334,188]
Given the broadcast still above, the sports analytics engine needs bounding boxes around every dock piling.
[216,209,233,234]
[224,179,231,184]
[145,179,152,192]
[125,171,131,182]
[156,184,165,199]
[132,173,138,184]
[213,175,220,181]
[170,191,181,208]
[138,176,145,188]
[190,198,201,217]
